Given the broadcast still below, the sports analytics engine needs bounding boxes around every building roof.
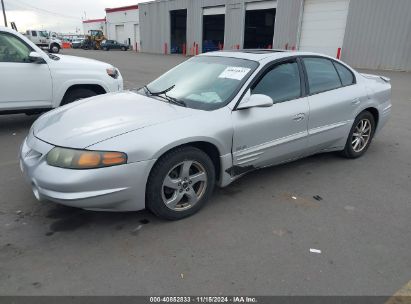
[82,18,106,24]
[105,5,139,13]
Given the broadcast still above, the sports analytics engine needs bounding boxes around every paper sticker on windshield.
[218,67,251,80]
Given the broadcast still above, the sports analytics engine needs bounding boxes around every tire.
[146,147,216,220]
[342,111,376,158]
[103,47,108,51]
[121,46,127,51]
[61,88,97,106]
[50,44,60,54]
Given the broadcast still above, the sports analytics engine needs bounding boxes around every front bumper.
[19,134,155,211]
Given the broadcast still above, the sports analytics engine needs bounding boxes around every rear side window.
[31,31,37,37]
[303,57,342,94]
[252,61,301,103]
[334,62,355,86]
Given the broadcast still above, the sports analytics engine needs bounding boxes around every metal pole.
[1,0,7,27]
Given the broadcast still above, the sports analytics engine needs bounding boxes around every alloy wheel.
[161,160,208,211]
[351,118,372,152]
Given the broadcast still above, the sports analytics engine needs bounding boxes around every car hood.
[53,54,112,68]
[33,91,198,149]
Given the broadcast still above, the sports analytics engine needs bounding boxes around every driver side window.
[0,32,32,63]
[252,60,302,103]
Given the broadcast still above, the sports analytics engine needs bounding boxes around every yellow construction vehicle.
[82,30,106,50]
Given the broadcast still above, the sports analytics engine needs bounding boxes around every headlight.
[46,147,127,169]
[106,67,119,79]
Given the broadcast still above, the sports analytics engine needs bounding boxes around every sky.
[2,0,153,33]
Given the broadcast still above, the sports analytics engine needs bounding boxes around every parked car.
[202,40,220,53]
[20,49,391,220]
[71,38,85,49]
[24,29,62,53]
[101,40,129,51]
[0,26,123,115]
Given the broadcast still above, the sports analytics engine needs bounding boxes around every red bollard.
[336,47,342,59]
[164,43,168,55]
[182,43,186,55]
[195,43,199,55]
[268,44,272,49]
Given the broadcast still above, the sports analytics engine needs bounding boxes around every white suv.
[0,27,123,115]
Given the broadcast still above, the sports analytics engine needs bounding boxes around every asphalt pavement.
[0,49,410,296]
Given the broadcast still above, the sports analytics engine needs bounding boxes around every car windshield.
[142,56,259,110]
[39,31,49,38]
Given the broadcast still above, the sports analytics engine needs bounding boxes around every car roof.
[200,49,331,62]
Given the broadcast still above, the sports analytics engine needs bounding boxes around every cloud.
[2,0,153,33]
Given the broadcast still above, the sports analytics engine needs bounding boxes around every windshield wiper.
[143,84,186,107]
[146,84,175,96]
[160,93,187,107]
[142,85,152,96]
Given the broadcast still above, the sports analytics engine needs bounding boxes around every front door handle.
[292,113,305,121]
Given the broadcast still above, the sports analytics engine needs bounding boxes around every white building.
[82,18,107,36]
[105,5,140,51]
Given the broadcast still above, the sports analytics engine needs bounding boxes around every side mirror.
[29,51,46,64]
[237,91,274,110]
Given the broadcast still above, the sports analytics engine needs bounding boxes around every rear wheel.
[61,88,97,106]
[342,111,376,158]
[146,147,216,220]
[121,46,127,51]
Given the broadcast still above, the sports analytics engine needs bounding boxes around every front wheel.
[61,88,97,106]
[342,111,376,158]
[146,147,216,220]
[50,44,60,53]
[121,46,127,51]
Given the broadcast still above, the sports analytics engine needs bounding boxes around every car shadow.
[44,204,155,235]
[0,114,39,133]
[41,152,347,235]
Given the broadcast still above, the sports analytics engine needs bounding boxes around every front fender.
[88,107,234,163]
[53,78,111,107]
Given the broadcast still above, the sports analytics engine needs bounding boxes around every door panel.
[232,59,309,170]
[306,84,366,152]
[302,56,367,152]
[0,63,52,110]
[232,96,309,169]
[0,32,52,110]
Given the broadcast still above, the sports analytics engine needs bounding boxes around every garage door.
[299,0,349,57]
[115,25,125,44]
[245,0,276,10]
[203,6,225,52]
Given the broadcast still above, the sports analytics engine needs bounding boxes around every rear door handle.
[292,113,305,121]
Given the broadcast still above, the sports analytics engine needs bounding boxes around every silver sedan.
[20,50,391,220]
